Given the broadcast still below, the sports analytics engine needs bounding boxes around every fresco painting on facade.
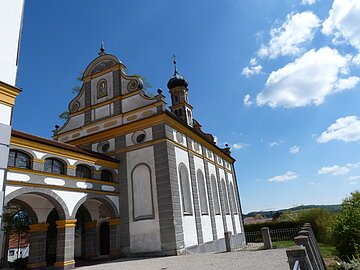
[0,2,245,267]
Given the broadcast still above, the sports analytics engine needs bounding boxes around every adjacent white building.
[0,0,25,263]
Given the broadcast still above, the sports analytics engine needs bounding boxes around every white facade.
[0,0,25,262]
[1,48,245,269]
[0,0,24,86]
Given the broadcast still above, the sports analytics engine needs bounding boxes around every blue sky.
[14,0,360,213]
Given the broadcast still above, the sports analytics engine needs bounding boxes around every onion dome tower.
[167,56,193,127]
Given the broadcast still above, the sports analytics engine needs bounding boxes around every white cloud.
[243,94,253,106]
[322,0,360,51]
[268,171,298,182]
[269,141,279,147]
[353,54,360,65]
[289,145,300,154]
[242,65,263,77]
[259,11,321,59]
[348,175,360,181]
[301,0,317,5]
[242,58,262,78]
[232,143,248,150]
[318,162,360,175]
[317,116,360,143]
[250,58,258,66]
[335,76,360,91]
[318,165,350,175]
[214,136,218,143]
[256,47,356,108]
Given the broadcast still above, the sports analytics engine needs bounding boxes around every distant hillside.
[244,204,341,218]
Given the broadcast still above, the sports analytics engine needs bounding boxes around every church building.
[0,46,245,269]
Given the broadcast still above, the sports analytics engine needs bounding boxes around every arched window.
[179,164,192,215]
[211,175,221,215]
[230,182,238,214]
[76,165,91,179]
[101,170,113,182]
[44,158,65,174]
[197,169,208,215]
[8,150,31,169]
[221,179,230,214]
[132,164,153,220]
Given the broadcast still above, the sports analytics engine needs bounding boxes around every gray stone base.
[120,233,246,258]
[120,249,178,258]
[185,233,246,254]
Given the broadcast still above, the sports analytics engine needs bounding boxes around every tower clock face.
[97,79,108,99]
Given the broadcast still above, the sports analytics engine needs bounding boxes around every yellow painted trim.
[112,136,233,173]
[6,180,119,196]
[114,138,167,154]
[65,114,165,146]
[167,139,233,173]
[0,82,21,107]
[56,220,77,229]
[0,100,13,107]
[10,137,118,169]
[27,262,47,269]
[54,260,76,267]
[108,218,120,225]
[68,88,140,118]
[122,101,161,118]
[7,167,120,186]
[60,99,160,138]
[83,64,121,82]
[29,223,49,232]
[65,113,234,163]
[33,158,45,163]
[163,115,234,163]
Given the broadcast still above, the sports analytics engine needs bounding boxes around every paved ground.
[77,249,289,270]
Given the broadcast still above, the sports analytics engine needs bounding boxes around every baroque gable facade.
[1,49,245,269]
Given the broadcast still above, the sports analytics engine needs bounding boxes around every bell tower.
[167,56,193,127]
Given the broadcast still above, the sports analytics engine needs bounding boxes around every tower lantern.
[167,56,193,127]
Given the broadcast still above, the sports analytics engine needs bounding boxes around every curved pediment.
[83,54,122,79]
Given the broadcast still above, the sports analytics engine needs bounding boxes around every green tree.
[332,191,360,261]
[3,205,31,260]
[58,71,83,121]
[279,208,336,244]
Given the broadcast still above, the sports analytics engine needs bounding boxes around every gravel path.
[77,249,289,270]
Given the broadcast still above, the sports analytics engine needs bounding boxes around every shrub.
[296,208,336,245]
[339,258,360,270]
[244,220,302,232]
[332,191,360,261]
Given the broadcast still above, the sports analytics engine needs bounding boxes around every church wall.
[174,146,198,247]
[226,171,242,234]
[218,167,234,234]
[0,104,12,125]
[207,162,225,239]
[193,155,213,243]
[126,146,161,253]
[122,94,156,113]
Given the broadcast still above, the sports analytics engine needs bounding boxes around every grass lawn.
[272,241,337,258]
[318,243,337,258]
